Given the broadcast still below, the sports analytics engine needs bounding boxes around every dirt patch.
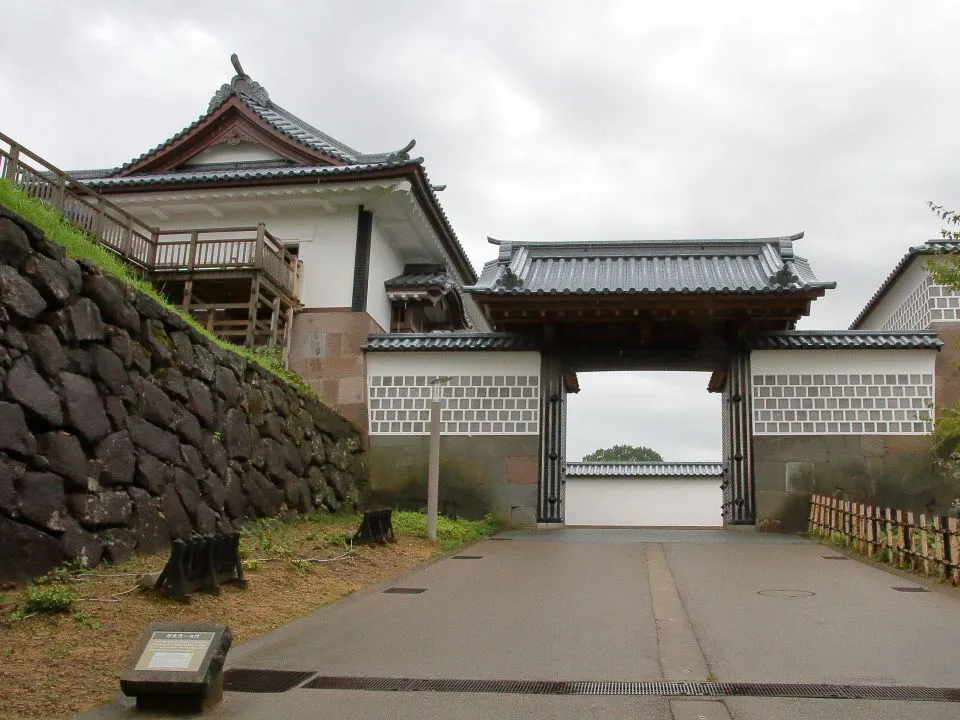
[0,514,445,720]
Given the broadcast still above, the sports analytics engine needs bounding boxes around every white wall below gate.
[564,477,723,527]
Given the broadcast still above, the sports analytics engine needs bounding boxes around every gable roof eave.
[112,97,345,177]
[849,241,960,329]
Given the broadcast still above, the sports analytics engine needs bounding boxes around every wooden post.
[182,280,193,313]
[254,223,265,269]
[148,230,159,268]
[884,507,894,564]
[187,231,199,271]
[865,505,875,558]
[904,511,914,569]
[934,515,946,582]
[4,143,21,182]
[282,304,295,366]
[919,513,930,576]
[948,517,960,586]
[268,295,280,348]
[245,276,260,348]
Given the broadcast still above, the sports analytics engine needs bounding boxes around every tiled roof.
[464,234,835,296]
[363,333,540,352]
[751,330,942,350]
[565,462,725,478]
[111,58,412,175]
[850,240,960,329]
[84,160,418,188]
[385,268,455,290]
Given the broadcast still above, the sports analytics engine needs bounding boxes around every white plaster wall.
[367,351,541,436]
[366,219,405,330]
[751,349,936,436]
[131,201,360,309]
[751,349,935,377]
[564,477,723,527]
[183,142,285,165]
[367,351,541,377]
[857,258,929,330]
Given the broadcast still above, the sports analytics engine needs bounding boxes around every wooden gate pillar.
[722,349,755,524]
[538,354,566,523]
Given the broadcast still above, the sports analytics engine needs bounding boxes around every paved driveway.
[78,528,960,720]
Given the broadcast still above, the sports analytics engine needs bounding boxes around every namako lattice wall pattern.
[368,374,540,435]
[752,372,933,435]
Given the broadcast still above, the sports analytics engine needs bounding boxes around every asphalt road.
[77,528,960,720]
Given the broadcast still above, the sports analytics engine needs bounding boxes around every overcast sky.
[2,1,959,462]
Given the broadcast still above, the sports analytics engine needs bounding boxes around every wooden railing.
[0,131,301,299]
[808,494,960,585]
[1,130,158,268]
[155,225,299,296]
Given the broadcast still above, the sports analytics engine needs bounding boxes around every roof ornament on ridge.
[208,53,270,112]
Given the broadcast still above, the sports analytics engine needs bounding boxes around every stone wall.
[288,309,382,433]
[366,436,539,527]
[753,435,939,532]
[0,206,366,583]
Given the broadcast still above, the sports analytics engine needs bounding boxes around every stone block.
[96,430,136,486]
[174,468,203,523]
[6,356,63,427]
[0,264,47,320]
[160,484,192,540]
[128,487,169,555]
[62,371,110,442]
[0,401,36,456]
[0,217,31,267]
[61,515,104,568]
[186,378,216,428]
[135,453,173,496]
[22,252,71,306]
[25,325,67,378]
[83,274,140,333]
[127,417,180,464]
[100,527,137,564]
[860,435,886,458]
[90,345,133,399]
[224,409,251,460]
[136,377,175,430]
[66,297,106,342]
[38,431,96,491]
[20,472,67,531]
[0,515,64,582]
[69,490,133,528]
[784,461,815,493]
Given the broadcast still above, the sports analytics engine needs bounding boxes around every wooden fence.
[808,494,960,585]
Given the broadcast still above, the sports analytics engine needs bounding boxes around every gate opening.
[564,371,723,528]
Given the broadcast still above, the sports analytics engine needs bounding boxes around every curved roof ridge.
[487,232,805,247]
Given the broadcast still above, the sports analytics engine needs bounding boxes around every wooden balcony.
[1,131,302,353]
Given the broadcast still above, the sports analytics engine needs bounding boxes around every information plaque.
[121,622,232,713]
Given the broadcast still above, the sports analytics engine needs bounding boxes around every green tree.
[926,203,960,468]
[926,202,960,288]
[582,444,663,462]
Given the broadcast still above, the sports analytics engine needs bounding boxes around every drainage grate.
[382,587,427,594]
[223,669,315,693]
[821,555,849,560]
[296,676,960,701]
[452,555,484,560]
[487,537,513,541]
[892,586,929,593]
